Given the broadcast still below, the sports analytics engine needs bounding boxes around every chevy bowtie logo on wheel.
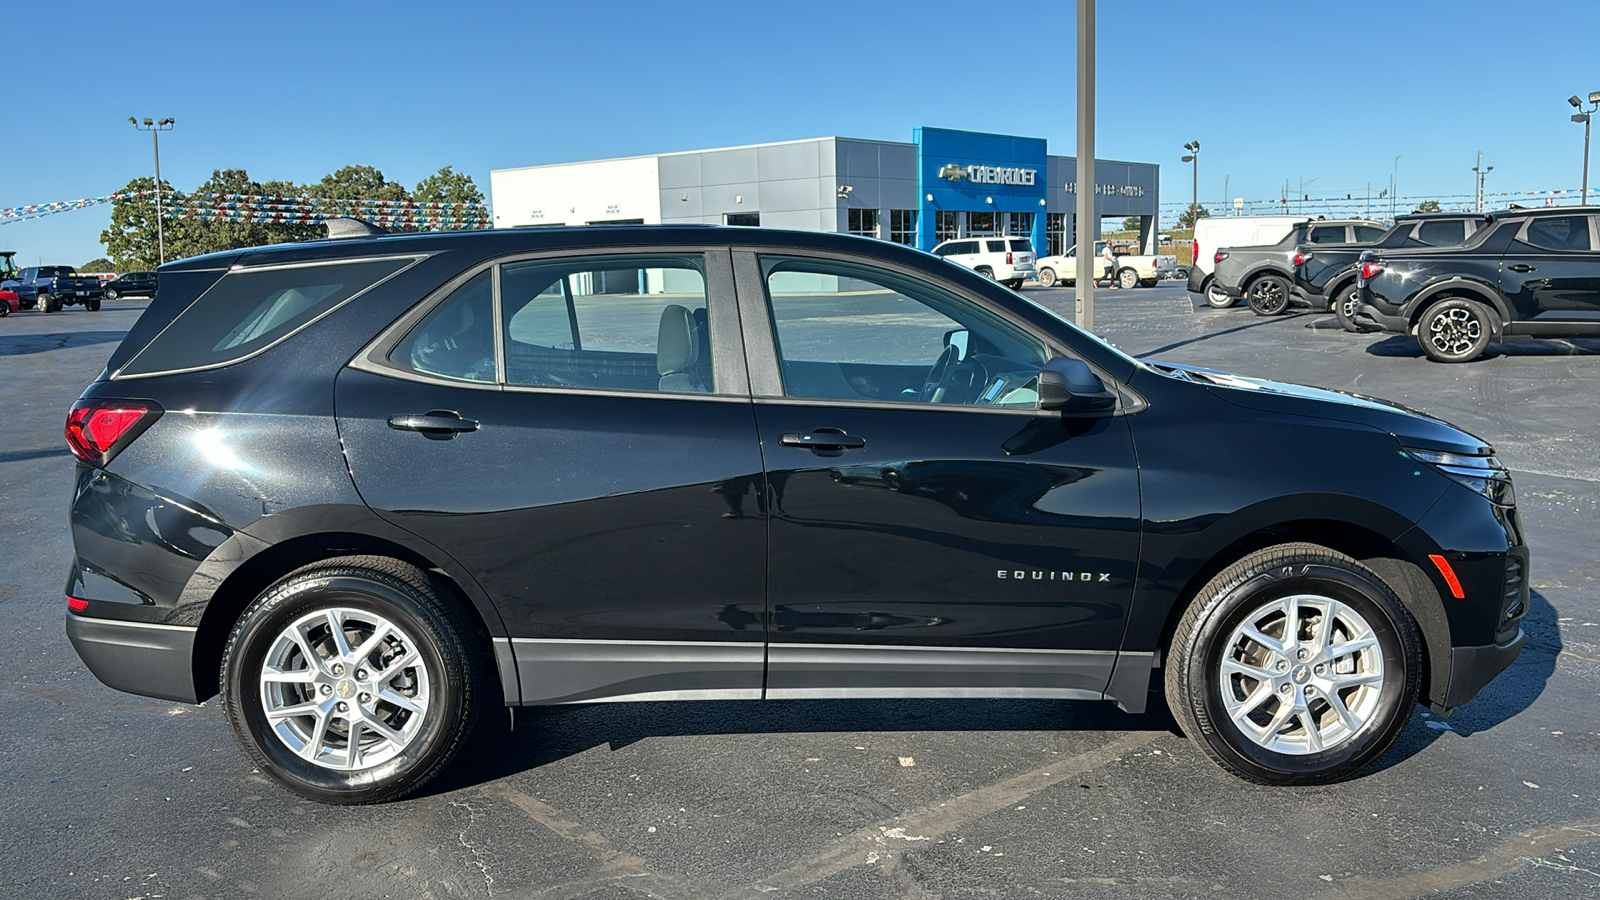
[937,164,969,182]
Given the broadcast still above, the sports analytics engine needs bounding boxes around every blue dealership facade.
[491,126,1160,258]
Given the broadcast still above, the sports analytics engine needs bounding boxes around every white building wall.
[489,156,663,227]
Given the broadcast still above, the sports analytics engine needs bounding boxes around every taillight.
[1005,252,1014,264]
[1293,252,1310,267]
[67,596,89,611]
[65,400,161,465]
[1192,239,1199,267]
[1360,261,1384,280]
[1214,250,1227,264]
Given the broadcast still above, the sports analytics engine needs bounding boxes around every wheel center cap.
[1291,665,1312,685]
[335,679,359,700]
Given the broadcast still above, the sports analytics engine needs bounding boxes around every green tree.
[1120,216,1142,234]
[413,166,486,230]
[81,257,115,273]
[100,176,175,270]
[179,168,318,254]
[1412,199,1442,213]
[1177,203,1211,229]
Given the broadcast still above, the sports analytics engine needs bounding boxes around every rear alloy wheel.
[222,556,487,804]
[1118,267,1140,290]
[1204,282,1234,308]
[1165,543,1420,785]
[1419,297,1493,363]
[1333,282,1366,333]
[1247,275,1291,316]
[1037,267,1057,288]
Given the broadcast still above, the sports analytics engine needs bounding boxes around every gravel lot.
[3,285,1597,899]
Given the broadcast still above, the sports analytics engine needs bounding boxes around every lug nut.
[1276,661,1289,672]
[1279,683,1292,694]
[336,701,349,712]
[355,669,368,681]
[359,692,371,703]
[1305,686,1317,697]
[1314,664,1326,675]
[332,664,344,676]
[1297,649,1308,661]
[319,684,332,696]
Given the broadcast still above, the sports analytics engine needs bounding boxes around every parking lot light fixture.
[1181,142,1199,225]
[1572,93,1598,205]
[129,116,176,265]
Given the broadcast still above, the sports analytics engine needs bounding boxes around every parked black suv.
[1293,213,1487,332]
[65,222,1527,803]
[1356,207,1600,362]
[103,271,158,300]
[1212,220,1387,316]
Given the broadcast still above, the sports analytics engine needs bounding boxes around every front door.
[1500,214,1600,323]
[336,249,769,704]
[731,251,1142,699]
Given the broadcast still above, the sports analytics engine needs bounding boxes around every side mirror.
[1037,358,1117,413]
[942,328,969,361]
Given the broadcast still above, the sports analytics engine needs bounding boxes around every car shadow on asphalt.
[1368,588,1559,776]
[1137,310,1312,359]
[0,447,71,463]
[0,332,127,357]
[1367,335,1600,359]
[425,693,1182,798]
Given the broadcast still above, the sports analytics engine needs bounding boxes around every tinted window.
[1309,226,1346,244]
[1353,226,1386,242]
[985,240,1007,253]
[761,256,1048,407]
[500,254,712,394]
[1417,220,1467,246]
[121,257,412,376]
[1009,239,1033,253]
[392,271,495,383]
[1524,216,1591,252]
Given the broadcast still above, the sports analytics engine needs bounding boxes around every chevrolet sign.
[939,164,1038,186]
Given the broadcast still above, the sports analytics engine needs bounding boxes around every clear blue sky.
[5,0,1597,265]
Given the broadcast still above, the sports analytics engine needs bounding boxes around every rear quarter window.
[117,256,416,377]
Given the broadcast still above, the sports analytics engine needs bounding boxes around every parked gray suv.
[1212,220,1387,315]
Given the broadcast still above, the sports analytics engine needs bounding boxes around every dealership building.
[489,127,1161,258]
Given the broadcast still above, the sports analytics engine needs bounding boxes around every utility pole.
[1571,92,1598,205]
[1391,156,1401,218]
[1472,152,1493,212]
[1074,0,1096,331]
[129,117,176,265]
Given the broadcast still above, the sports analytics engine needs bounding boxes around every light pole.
[129,116,175,265]
[1472,152,1493,212]
[1391,155,1401,218]
[1569,92,1600,206]
[1181,141,1200,225]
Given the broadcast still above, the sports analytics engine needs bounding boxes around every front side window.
[760,256,1048,407]
[1523,216,1592,252]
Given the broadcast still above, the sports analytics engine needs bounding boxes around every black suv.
[65,223,1527,803]
[1356,207,1600,362]
[103,271,158,300]
[1293,213,1487,332]
[1211,220,1387,316]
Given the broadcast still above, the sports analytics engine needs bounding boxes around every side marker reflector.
[67,596,89,611]
[1428,554,1465,599]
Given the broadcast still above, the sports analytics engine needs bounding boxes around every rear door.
[1499,214,1600,322]
[335,247,770,704]
[731,249,1142,698]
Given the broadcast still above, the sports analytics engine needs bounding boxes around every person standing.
[1100,242,1119,289]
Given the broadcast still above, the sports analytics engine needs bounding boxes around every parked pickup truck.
[1035,241,1177,289]
[1294,213,1487,332]
[1211,219,1387,316]
[1355,207,1600,362]
[1,265,105,312]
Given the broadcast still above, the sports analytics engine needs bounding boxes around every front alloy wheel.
[1165,543,1420,785]
[1037,267,1057,288]
[222,556,487,804]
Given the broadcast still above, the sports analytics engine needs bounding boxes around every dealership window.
[1007,212,1034,238]
[847,208,879,239]
[967,212,997,236]
[1047,213,1067,256]
[889,210,917,245]
[724,212,760,227]
[936,211,959,243]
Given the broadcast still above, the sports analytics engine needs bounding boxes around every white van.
[1186,216,1307,307]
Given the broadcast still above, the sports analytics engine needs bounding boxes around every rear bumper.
[66,612,198,703]
[1186,266,1206,294]
[1353,302,1410,334]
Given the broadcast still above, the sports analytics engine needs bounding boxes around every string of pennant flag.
[1,189,491,226]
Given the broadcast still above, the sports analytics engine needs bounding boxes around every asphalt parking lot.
[3,284,1598,900]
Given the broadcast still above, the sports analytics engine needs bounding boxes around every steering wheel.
[919,344,961,403]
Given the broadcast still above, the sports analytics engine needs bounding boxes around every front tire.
[39,292,58,313]
[1418,297,1494,363]
[1204,281,1234,308]
[221,556,488,804]
[1247,275,1291,316]
[1037,267,1057,288]
[1165,543,1420,785]
[1333,282,1366,333]
[105,288,120,301]
[1118,267,1140,289]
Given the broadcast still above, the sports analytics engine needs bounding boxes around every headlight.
[1403,447,1515,507]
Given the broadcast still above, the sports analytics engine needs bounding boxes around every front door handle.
[779,428,866,451]
[388,409,480,439]
[1507,264,1536,273]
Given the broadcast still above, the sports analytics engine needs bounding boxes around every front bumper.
[1444,631,1525,709]
[66,612,198,703]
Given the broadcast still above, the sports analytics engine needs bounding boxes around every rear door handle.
[388,410,480,439]
[779,428,866,451]
[1507,264,1536,273]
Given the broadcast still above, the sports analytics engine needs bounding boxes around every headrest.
[657,304,699,375]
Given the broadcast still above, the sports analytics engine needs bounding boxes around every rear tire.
[85,297,101,312]
[1118,267,1140,290]
[1247,275,1291,316]
[0,301,8,317]
[1332,281,1366,333]
[1204,281,1234,308]
[975,267,995,280]
[1006,279,1024,290]
[221,555,488,804]
[1165,543,1421,785]
[1037,267,1057,288]
[1418,296,1494,363]
[105,288,120,301]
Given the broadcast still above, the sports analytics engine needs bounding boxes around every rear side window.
[1524,216,1592,252]
[1417,220,1467,246]
[119,257,413,377]
[1309,226,1346,244]
[985,240,1007,253]
[1353,226,1385,242]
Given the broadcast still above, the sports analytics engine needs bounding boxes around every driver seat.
[657,304,707,393]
